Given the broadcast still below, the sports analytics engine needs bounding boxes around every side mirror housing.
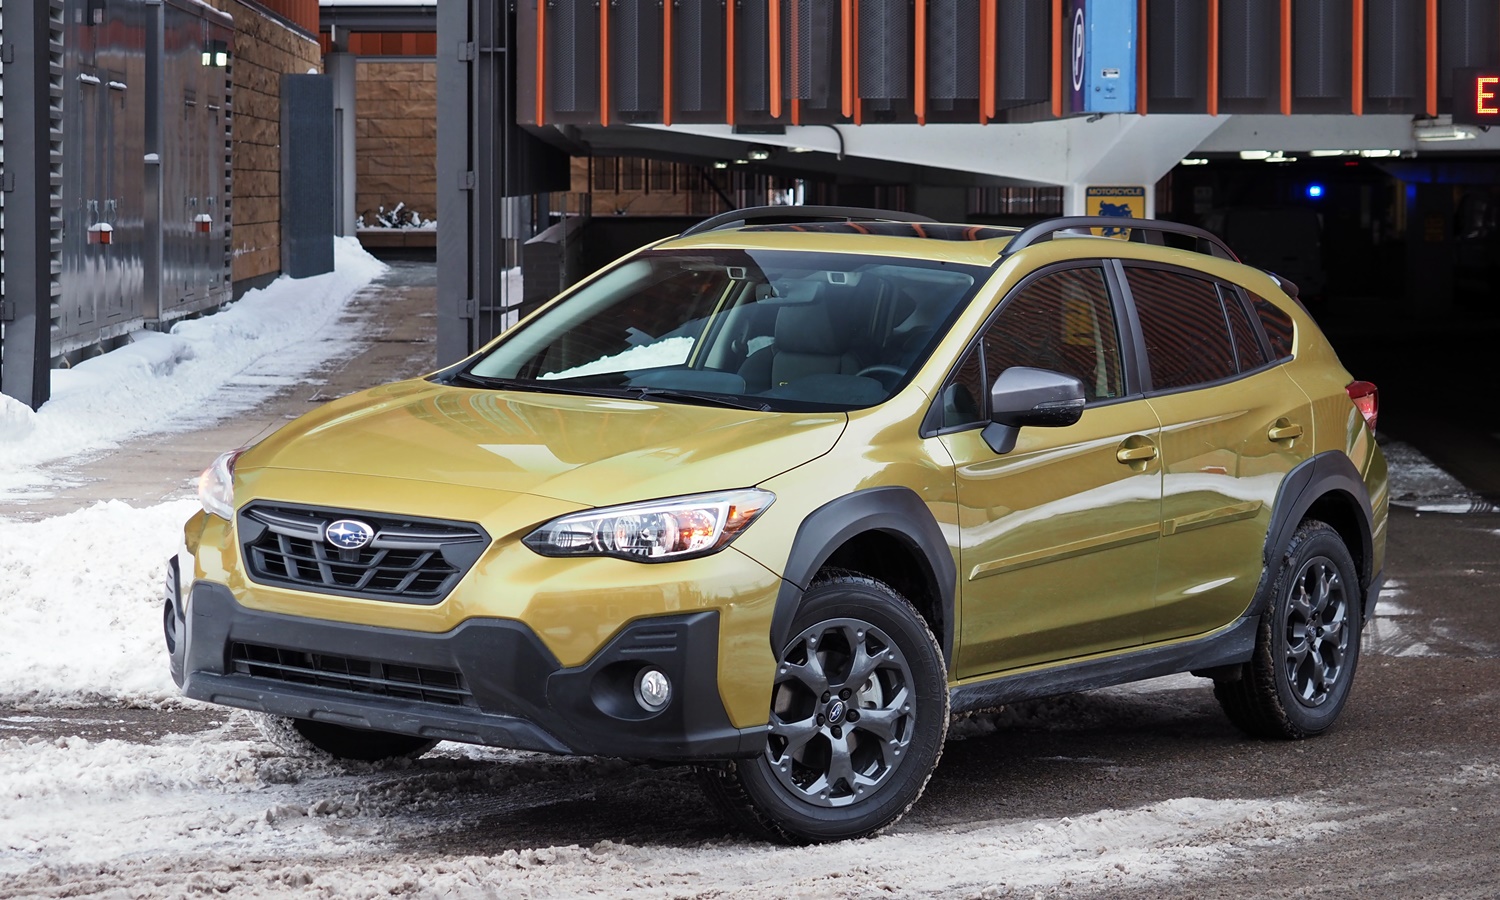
[981,366,1087,454]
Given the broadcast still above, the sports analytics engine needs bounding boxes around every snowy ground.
[0,237,386,503]
[0,715,1345,899]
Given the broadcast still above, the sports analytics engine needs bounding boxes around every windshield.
[463,249,988,411]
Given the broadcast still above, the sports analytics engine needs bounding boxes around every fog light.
[635,668,672,712]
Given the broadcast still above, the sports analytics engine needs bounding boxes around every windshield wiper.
[609,386,772,412]
[451,372,619,398]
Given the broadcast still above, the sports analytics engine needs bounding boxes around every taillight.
[1346,381,1378,434]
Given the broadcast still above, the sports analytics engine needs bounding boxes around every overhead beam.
[321,3,437,34]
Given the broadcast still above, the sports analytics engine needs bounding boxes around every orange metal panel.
[727,0,737,124]
[916,0,927,124]
[1425,0,1438,116]
[663,0,673,125]
[980,0,996,121]
[600,0,611,125]
[842,0,855,116]
[1280,0,1291,114]
[537,0,547,125]
[1207,0,1219,116]
[1051,0,1062,118]
[1352,0,1364,114]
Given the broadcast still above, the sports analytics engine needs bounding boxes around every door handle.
[1268,421,1304,442]
[1116,443,1158,464]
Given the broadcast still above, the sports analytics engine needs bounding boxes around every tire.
[700,570,949,843]
[248,713,438,762]
[1214,520,1362,739]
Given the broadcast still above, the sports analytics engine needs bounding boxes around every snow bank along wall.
[0,0,321,411]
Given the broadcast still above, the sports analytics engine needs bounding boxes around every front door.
[938,264,1164,679]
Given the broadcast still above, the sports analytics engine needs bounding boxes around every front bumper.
[167,577,764,761]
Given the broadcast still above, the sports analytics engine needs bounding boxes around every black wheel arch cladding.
[768,486,957,667]
[1251,450,1376,618]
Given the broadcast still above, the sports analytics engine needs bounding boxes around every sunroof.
[739,221,1017,241]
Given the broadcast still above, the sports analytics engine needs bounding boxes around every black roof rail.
[679,205,937,238]
[1001,216,1239,262]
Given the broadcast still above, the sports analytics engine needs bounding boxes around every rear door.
[1121,263,1315,644]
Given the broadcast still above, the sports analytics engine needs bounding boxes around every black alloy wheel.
[700,571,948,842]
[1214,520,1363,739]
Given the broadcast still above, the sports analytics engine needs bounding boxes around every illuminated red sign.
[1453,68,1500,126]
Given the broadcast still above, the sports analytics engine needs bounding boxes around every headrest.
[775,303,849,356]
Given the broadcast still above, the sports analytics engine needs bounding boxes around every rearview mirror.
[981,366,1086,454]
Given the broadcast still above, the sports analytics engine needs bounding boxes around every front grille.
[239,504,489,604]
[230,642,475,707]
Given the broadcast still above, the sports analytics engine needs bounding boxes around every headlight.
[197,449,243,520]
[523,489,774,562]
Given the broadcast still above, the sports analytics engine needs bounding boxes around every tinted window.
[1127,267,1236,391]
[1249,291,1295,359]
[1221,285,1269,371]
[982,267,1124,402]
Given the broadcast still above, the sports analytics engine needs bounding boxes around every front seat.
[738,299,864,391]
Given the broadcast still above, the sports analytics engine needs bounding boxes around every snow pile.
[0,724,1341,897]
[0,237,386,502]
[0,499,198,706]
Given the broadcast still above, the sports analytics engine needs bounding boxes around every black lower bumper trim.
[177,580,764,761]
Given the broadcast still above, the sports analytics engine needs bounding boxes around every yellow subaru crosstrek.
[166,209,1387,843]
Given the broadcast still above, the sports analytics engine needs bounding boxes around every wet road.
[3,505,1497,898]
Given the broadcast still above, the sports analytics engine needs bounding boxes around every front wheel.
[1214,520,1363,739]
[249,713,438,762]
[700,571,948,843]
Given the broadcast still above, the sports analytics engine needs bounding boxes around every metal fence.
[0,0,232,410]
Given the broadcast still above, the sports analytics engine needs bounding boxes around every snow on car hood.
[236,379,846,507]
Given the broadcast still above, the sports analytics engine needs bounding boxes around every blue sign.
[1066,0,1137,115]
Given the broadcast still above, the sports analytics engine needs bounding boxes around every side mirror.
[981,366,1087,454]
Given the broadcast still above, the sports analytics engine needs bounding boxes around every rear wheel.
[1214,520,1362,739]
[700,571,948,843]
[249,713,438,762]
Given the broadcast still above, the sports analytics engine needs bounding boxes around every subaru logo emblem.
[827,699,847,724]
[325,519,375,550]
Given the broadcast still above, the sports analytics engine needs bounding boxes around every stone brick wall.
[204,0,323,287]
[355,61,438,225]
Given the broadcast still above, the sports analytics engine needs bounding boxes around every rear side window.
[1221,286,1270,371]
[1126,267,1237,391]
[1248,292,1295,359]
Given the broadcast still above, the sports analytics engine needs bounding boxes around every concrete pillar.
[326,52,359,237]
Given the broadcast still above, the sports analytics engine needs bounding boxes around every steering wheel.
[856,364,906,389]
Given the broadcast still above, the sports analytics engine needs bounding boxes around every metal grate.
[230,643,474,707]
[240,504,488,604]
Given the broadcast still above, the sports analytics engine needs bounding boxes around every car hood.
[237,379,847,507]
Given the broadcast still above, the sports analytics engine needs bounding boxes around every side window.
[980,266,1125,402]
[1220,285,1270,371]
[937,345,985,429]
[1248,291,1295,359]
[1127,267,1237,391]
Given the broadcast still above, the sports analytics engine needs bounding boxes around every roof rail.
[1001,217,1239,262]
[679,205,937,238]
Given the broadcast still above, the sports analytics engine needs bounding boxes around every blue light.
[1307,184,1325,199]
